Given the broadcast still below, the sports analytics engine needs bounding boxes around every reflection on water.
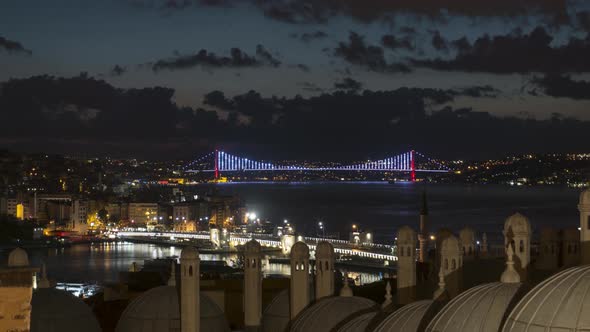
[0,242,382,285]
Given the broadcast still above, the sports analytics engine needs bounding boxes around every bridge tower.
[410,150,416,182]
[214,149,219,179]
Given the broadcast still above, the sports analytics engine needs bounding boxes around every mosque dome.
[502,265,590,332]
[335,311,377,332]
[31,288,101,332]
[580,188,590,205]
[8,247,29,267]
[315,241,334,258]
[504,213,531,234]
[290,242,309,258]
[261,289,290,332]
[244,239,262,254]
[115,285,230,332]
[290,296,377,332]
[373,300,437,332]
[427,282,522,332]
[180,246,200,260]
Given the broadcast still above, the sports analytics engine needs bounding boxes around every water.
[0,242,383,286]
[1,183,582,286]
[208,182,581,243]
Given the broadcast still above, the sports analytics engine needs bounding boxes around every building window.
[189,265,193,277]
[325,261,329,270]
[451,259,456,270]
[444,259,449,270]
[519,240,524,253]
[587,216,590,230]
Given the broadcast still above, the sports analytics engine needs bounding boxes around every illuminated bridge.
[184,150,450,181]
[115,231,397,261]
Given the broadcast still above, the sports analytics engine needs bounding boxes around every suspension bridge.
[184,150,450,182]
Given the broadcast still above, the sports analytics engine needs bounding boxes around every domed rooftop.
[180,246,200,260]
[502,265,590,332]
[31,288,101,332]
[8,247,29,267]
[580,188,590,205]
[397,226,416,244]
[290,296,377,332]
[244,239,262,254]
[335,311,377,332]
[290,242,309,259]
[426,282,522,332]
[440,235,460,256]
[504,213,531,234]
[459,227,475,241]
[374,300,436,332]
[315,241,334,258]
[115,286,229,332]
[261,289,289,332]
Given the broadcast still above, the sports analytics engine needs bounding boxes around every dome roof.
[504,213,531,234]
[374,300,435,332]
[315,241,334,258]
[245,239,262,254]
[115,286,229,332]
[8,247,29,267]
[426,282,522,332]
[31,288,101,332]
[397,226,416,244]
[440,235,460,256]
[262,289,290,332]
[335,311,377,332]
[180,246,200,260]
[459,227,475,242]
[580,189,590,205]
[290,242,309,259]
[502,265,590,332]
[290,296,377,332]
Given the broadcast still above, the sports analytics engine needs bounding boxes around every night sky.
[1,0,590,160]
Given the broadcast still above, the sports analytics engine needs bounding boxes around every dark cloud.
[577,11,590,31]
[247,0,569,24]
[255,44,281,67]
[290,30,328,42]
[454,85,500,98]
[297,81,324,93]
[2,75,588,160]
[530,74,590,100]
[399,26,417,35]
[110,65,127,76]
[0,36,32,55]
[152,46,279,71]
[431,30,449,51]
[294,64,311,72]
[381,34,414,51]
[333,77,363,92]
[334,32,411,73]
[413,27,590,73]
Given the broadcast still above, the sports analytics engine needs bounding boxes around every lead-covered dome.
[315,241,334,259]
[8,247,29,267]
[290,242,309,258]
[290,296,377,332]
[503,265,590,332]
[262,289,290,332]
[335,311,377,332]
[31,288,101,332]
[427,282,522,332]
[115,285,229,332]
[180,246,200,260]
[504,213,531,235]
[245,239,262,254]
[374,300,437,332]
